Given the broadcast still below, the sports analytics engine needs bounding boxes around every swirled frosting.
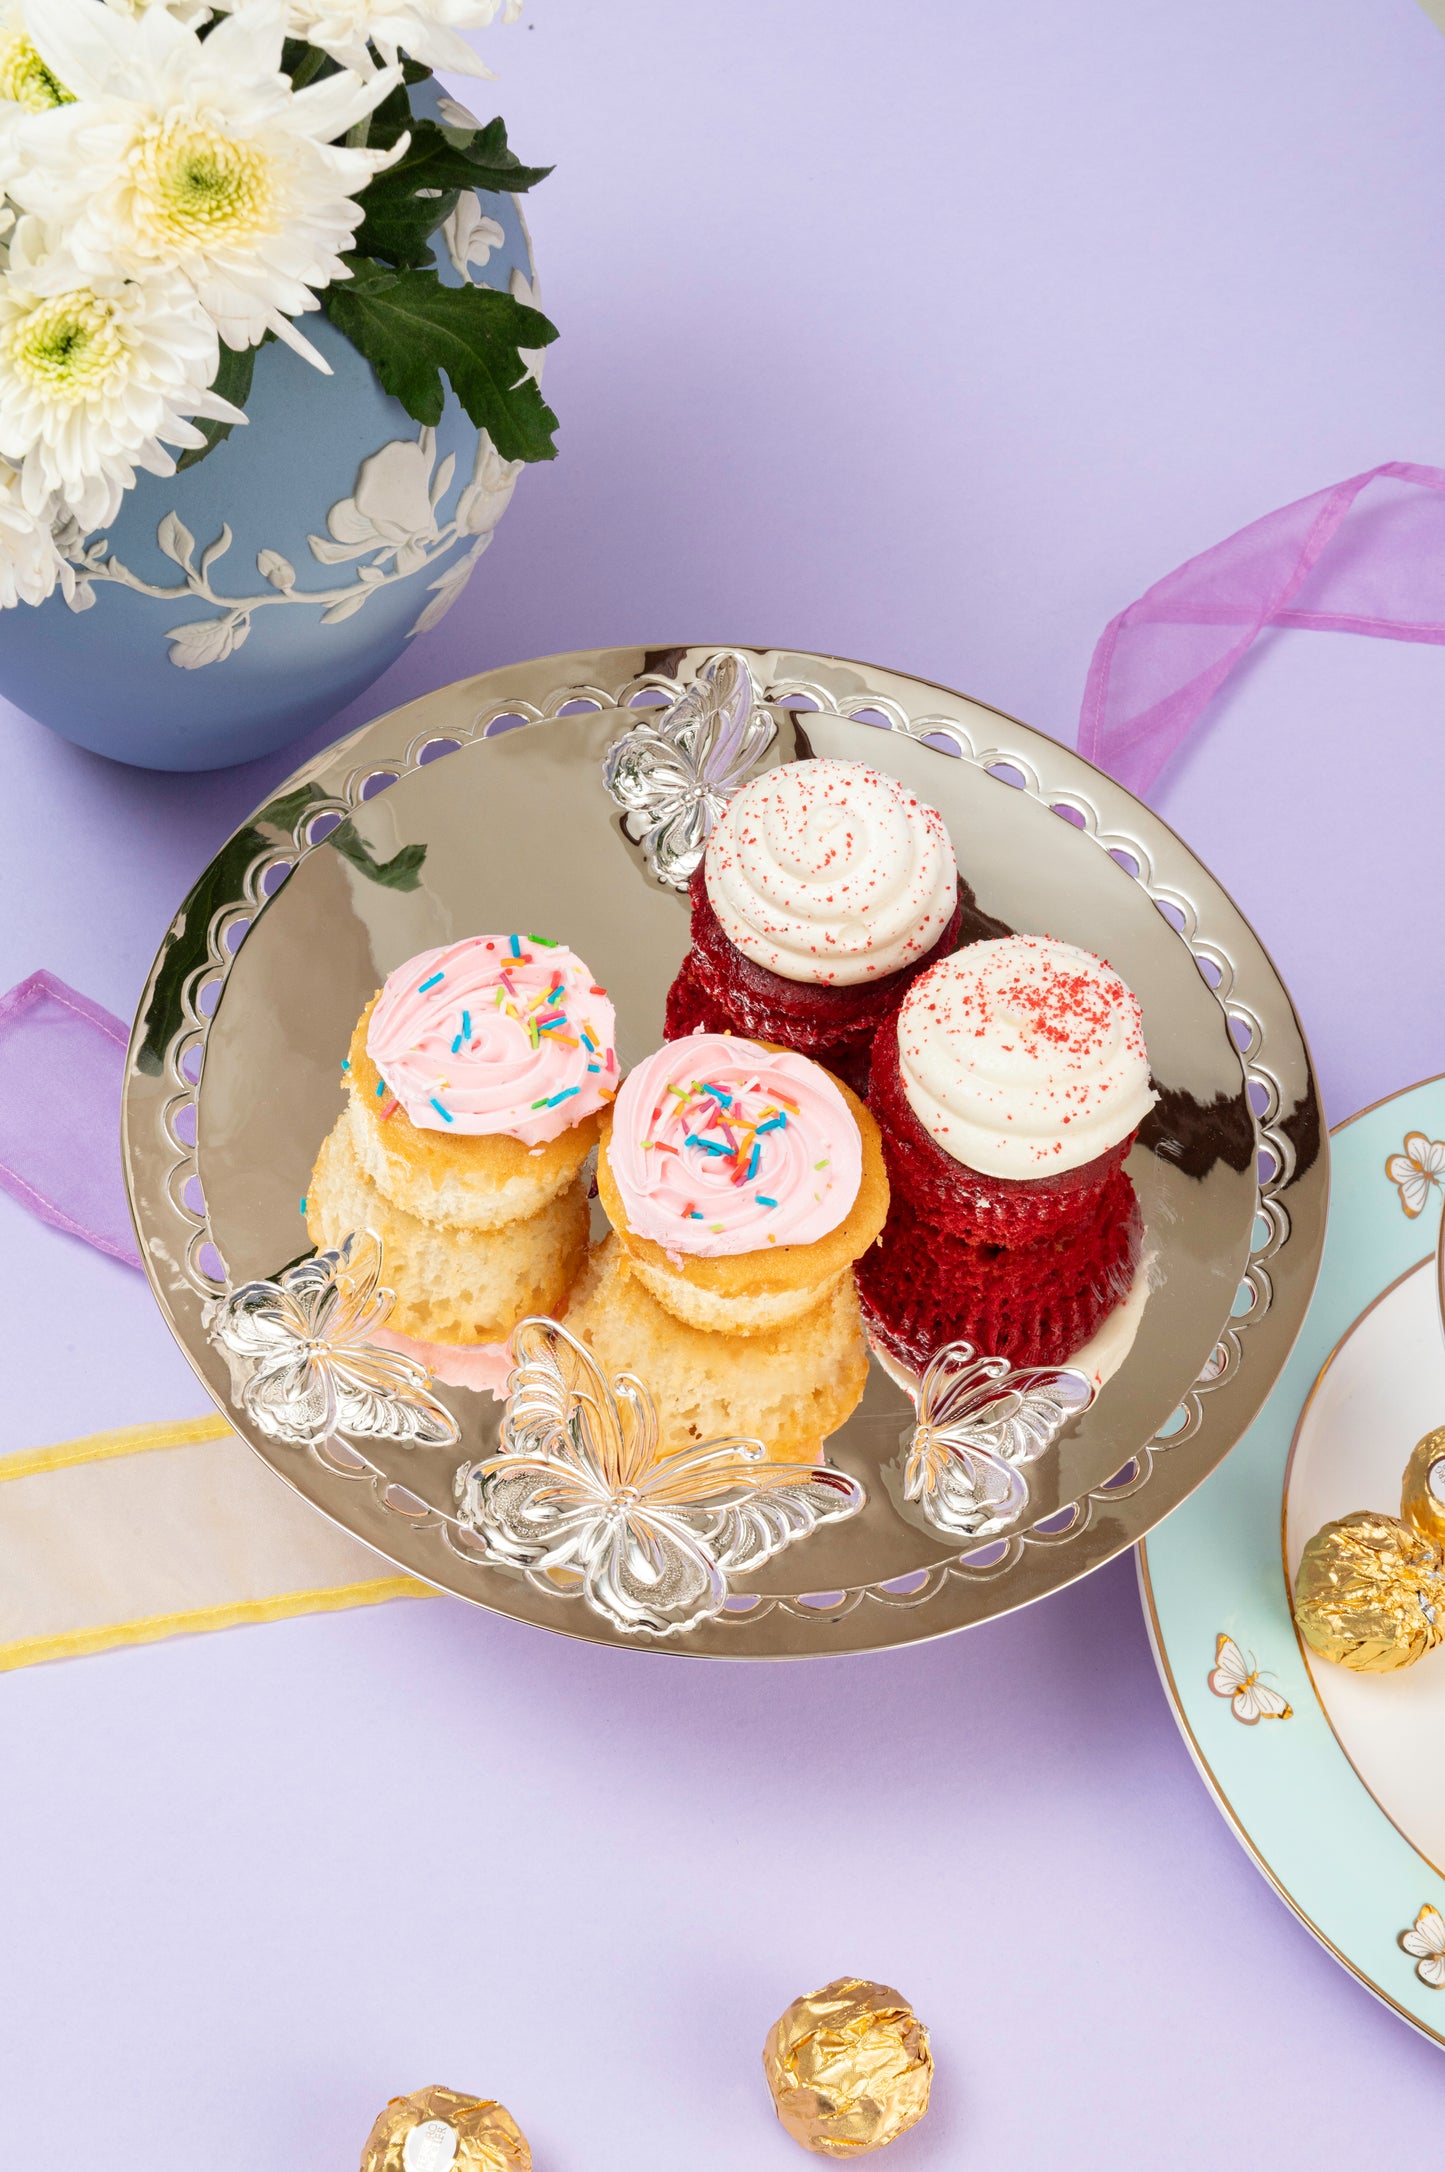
[366,936,618,1146]
[897,935,1156,1178]
[608,1034,862,1256]
[704,758,957,985]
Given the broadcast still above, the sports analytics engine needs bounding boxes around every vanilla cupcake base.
[347,999,600,1231]
[308,1117,589,1346]
[624,1253,844,1333]
[562,1234,870,1464]
[593,1065,889,1337]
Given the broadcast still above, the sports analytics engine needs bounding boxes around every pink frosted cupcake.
[308,934,619,1346]
[342,934,618,1229]
[565,1032,889,1461]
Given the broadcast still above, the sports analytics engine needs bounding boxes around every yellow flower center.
[4,290,128,405]
[128,116,277,249]
[0,32,72,109]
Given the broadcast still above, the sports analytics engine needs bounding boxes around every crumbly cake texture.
[347,998,600,1230]
[666,869,966,1088]
[307,1116,590,1345]
[594,1063,889,1336]
[869,1012,1135,1245]
[855,1167,1143,1372]
[561,1235,871,1463]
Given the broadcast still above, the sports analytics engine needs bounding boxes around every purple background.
[4,2,1445,2162]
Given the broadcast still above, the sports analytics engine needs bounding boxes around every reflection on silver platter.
[122,645,1326,1657]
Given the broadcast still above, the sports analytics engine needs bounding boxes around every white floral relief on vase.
[441,193,507,283]
[60,425,522,667]
[1386,1133,1445,1219]
[433,95,512,294]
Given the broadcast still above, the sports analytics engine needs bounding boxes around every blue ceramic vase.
[0,99,537,772]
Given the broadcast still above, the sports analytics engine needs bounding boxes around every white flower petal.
[0,217,240,524]
[13,0,402,375]
[24,0,136,105]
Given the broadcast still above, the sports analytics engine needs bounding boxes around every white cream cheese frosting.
[704,757,957,986]
[897,935,1156,1178]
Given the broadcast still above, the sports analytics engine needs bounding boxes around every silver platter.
[122,645,1327,1657]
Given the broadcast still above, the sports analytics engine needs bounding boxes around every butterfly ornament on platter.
[1207,1633,1293,1724]
[901,1341,1095,1541]
[456,1317,866,1636]
[601,650,778,888]
[205,1229,459,1451]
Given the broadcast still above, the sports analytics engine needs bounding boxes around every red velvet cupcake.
[858,935,1156,1369]
[664,757,999,1091]
[666,872,968,1096]
[857,1172,1142,1372]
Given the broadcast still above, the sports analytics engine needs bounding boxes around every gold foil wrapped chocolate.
[763,1977,932,2156]
[1400,1427,1445,1551]
[1293,1510,1445,1673]
[359,2086,530,2172]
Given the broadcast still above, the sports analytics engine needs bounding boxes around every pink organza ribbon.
[0,970,142,1267]
[9,460,1445,1269]
[1079,460,1445,794]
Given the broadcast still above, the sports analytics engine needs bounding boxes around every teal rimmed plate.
[1142,1075,1445,2045]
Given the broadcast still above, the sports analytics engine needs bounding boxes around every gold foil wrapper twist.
[1401,1427,1445,1551]
[1293,1510,1445,1673]
[359,2086,531,2172]
[763,1977,933,2156]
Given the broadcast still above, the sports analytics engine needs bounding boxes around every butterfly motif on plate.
[601,650,778,888]
[901,1340,1095,1540]
[1207,1633,1292,1724]
[1400,1903,1445,1989]
[1385,1133,1445,1219]
[205,1229,459,1450]
[456,1316,865,1636]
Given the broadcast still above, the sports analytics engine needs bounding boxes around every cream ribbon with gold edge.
[0,1416,434,1672]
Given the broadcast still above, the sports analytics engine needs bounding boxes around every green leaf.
[173,341,257,473]
[352,127,464,268]
[321,257,559,462]
[366,71,417,152]
[354,114,552,268]
[441,115,553,195]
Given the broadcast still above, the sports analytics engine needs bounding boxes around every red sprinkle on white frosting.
[366,936,617,1145]
[704,758,957,986]
[897,935,1156,1177]
[608,1034,861,1256]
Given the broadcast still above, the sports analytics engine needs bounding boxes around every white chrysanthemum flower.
[0,0,73,110]
[214,0,520,76]
[0,455,70,607]
[13,0,405,368]
[0,217,247,529]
